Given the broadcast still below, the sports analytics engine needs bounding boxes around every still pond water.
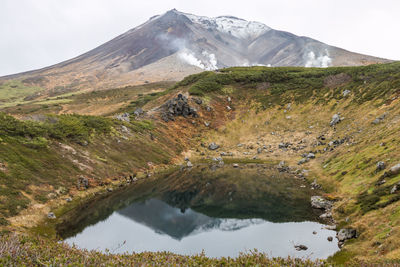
[60,164,339,259]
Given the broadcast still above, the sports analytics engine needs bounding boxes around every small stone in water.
[294,244,308,251]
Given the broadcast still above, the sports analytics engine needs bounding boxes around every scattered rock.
[343,90,351,97]
[337,228,357,242]
[107,188,113,192]
[376,161,385,172]
[306,153,316,159]
[47,193,57,199]
[320,212,332,219]
[390,183,400,194]
[310,179,322,189]
[311,196,333,210]
[114,112,130,122]
[121,125,130,134]
[47,212,56,219]
[227,96,232,103]
[226,106,232,111]
[194,98,203,105]
[65,197,72,202]
[134,108,144,117]
[208,142,220,150]
[257,147,262,154]
[298,158,309,165]
[372,113,387,124]
[78,140,88,146]
[77,176,89,190]
[233,163,239,168]
[204,121,210,127]
[187,161,193,168]
[294,244,308,251]
[277,161,289,172]
[376,179,386,186]
[278,142,291,149]
[330,114,342,127]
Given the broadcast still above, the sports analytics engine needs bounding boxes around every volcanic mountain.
[0,9,390,95]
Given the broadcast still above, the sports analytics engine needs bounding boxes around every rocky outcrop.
[337,228,357,246]
[311,196,333,210]
[161,94,198,122]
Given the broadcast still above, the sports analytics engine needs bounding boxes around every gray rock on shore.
[208,142,220,150]
[311,196,333,210]
[337,228,357,242]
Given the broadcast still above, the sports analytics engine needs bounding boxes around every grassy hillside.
[176,63,400,263]
[1,62,400,265]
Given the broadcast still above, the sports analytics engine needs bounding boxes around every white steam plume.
[178,49,218,70]
[305,49,332,68]
[178,49,205,69]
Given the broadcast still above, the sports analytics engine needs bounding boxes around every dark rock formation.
[161,94,198,122]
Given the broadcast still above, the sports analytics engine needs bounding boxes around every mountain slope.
[0,9,390,99]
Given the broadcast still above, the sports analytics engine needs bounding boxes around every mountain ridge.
[0,9,391,98]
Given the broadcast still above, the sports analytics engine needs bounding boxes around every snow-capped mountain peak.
[182,12,271,40]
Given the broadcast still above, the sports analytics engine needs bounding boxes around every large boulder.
[389,163,400,175]
[208,142,220,150]
[311,196,333,210]
[383,163,400,177]
[337,228,357,242]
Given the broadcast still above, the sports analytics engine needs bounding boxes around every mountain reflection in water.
[118,198,264,240]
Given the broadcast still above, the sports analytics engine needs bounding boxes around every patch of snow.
[191,218,265,236]
[184,13,271,39]
[218,218,265,231]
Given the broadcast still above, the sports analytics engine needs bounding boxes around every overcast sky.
[1,0,399,76]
